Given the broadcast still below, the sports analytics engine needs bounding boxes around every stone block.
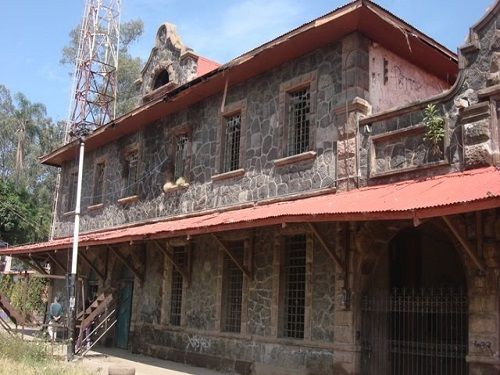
[464,142,493,168]
[337,157,356,178]
[490,52,500,72]
[470,316,497,334]
[464,120,491,145]
[337,138,357,159]
[335,325,354,344]
[470,295,498,314]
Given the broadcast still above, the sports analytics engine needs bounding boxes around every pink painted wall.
[369,43,450,113]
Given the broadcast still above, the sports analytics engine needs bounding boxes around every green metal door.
[115,281,133,349]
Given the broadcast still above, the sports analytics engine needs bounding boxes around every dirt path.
[78,347,230,375]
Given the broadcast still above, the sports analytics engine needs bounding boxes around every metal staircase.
[75,289,117,356]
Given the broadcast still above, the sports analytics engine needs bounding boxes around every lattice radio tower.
[65,0,121,139]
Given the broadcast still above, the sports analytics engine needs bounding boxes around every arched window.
[153,70,169,89]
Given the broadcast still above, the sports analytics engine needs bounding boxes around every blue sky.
[0,0,494,122]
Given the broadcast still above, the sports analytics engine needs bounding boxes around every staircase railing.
[75,290,117,355]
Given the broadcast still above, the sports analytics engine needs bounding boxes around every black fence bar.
[361,287,468,375]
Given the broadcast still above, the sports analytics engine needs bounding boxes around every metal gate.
[360,288,468,375]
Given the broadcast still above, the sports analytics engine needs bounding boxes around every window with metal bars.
[92,162,105,205]
[222,241,244,333]
[124,150,139,197]
[66,170,78,212]
[282,235,306,339]
[223,114,241,172]
[170,246,186,326]
[287,88,310,156]
[174,135,188,180]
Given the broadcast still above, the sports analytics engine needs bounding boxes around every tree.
[0,85,62,245]
[60,19,144,116]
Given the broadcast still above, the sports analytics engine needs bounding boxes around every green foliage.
[0,275,14,298]
[0,180,49,245]
[61,19,145,116]
[0,85,61,246]
[423,104,445,155]
[0,275,48,319]
[0,335,95,374]
[9,277,48,319]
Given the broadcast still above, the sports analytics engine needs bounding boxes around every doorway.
[115,280,133,349]
[360,223,468,375]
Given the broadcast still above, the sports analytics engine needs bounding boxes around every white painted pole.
[71,140,85,275]
[67,138,85,360]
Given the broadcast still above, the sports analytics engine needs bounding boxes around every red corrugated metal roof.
[196,56,220,77]
[4,167,500,255]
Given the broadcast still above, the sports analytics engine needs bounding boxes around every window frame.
[91,159,106,206]
[278,71,318,158]
[221,240,245,333]
[65,168,78,213]
[170,123,192,183]
[169,245,186,326]
[273,231,313,341]
[215,99,247,177]
[122,146,140,199]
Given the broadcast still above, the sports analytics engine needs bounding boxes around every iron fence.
[361,287,468,375]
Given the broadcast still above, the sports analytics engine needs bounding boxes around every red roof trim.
[4,167,500,256]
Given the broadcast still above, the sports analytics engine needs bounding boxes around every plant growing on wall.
[423,104,445,156]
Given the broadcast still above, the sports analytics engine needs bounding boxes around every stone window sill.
[163,183,189,194]
[62,210,75,217]
[273,151,317,168]
[211,168,245,182]
[87,203,104,211]
[370,160,449,179]
[117,195,139,205]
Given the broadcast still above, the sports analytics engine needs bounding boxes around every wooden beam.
[79,252,105,281]
[308,223,345,272]
[211,234,252,279]
[152,240,190,284]
[47,254,67,273]
[442,216,486,273]
[20,257,48,275]
[107,246,144,283]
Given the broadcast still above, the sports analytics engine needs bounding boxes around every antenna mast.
[66,0,121,139]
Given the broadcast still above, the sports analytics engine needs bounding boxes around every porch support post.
[78,252,105,282]
[152,240,190,285]
[308,223,345,272]
[107,245,144,283]
[211,234,252,279]
[442,216,486,273]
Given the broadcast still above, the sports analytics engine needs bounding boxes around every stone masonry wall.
[129,227,337,375]
[54,37,344,237]
[53,30,451,238]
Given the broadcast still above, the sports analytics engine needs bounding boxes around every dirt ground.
[78,347,230,375]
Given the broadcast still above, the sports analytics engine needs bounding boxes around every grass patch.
[0,334,98,374]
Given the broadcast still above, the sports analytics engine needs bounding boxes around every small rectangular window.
[124,150,139,197]
[174,135,189,181]
[66,171,78,212]
[170,246,186,326]
[287,88,310,156]
[222,241,244,333]
[92,162,105,205]
[282,235,306,339]
[223,114,241,172]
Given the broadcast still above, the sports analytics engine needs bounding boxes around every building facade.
[3,1,500,374]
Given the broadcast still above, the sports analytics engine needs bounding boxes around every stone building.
[2,1,500,374]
